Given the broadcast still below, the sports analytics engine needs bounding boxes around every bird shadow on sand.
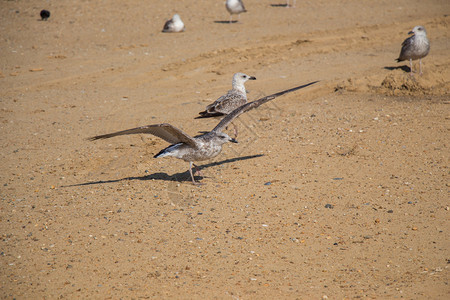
[384,65,411,73]
[214,20,238,24]
[63,154,264,187]
[270,4,289,7]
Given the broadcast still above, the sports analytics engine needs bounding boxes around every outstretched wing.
[88,123,198,148]
[212,81,319,133]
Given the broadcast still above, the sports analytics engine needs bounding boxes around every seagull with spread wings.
[89,81,318,184]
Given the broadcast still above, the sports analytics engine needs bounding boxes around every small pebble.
[325,204,334,209]
[264,182,271,186]
[387,210,393,213]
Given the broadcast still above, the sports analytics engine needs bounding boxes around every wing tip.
[195,112,224,119]
[87,135,105,141]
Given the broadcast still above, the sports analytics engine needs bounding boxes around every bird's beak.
[249,76,256,80]
[230,138,238,143]
[408,30,414,35]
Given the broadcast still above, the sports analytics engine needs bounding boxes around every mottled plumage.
[88,81,318,184]
[197,73,256,118]
[196,72,256,137]
[396,25,430,75]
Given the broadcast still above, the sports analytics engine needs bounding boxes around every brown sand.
[1,0,449,298]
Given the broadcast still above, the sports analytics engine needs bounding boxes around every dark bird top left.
[40,10,50,21]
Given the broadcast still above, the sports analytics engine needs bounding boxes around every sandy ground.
[1,0,449,298]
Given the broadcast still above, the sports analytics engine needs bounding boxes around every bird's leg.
[409,58,414,76]
[193,163,203,176]
[229,15,233,23]
[287,0,296,7]
[188,161,195,183]
[189,162,204,185]
[419,59,423,76]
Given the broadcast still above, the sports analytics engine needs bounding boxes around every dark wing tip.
[195,111,225,119]
[87,135,107,141]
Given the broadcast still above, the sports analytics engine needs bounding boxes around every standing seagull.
[162,14,185,33]
[396,25,430,75]
[88,81,318,185]
[195,72,256,137]
[226,0,247,23]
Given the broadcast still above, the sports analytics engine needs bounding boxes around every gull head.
[409,25,427,36]
[232,72,257,88]
[214,132,238,145]
[173,14,182,22]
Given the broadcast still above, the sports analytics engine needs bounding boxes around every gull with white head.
[226,0,247,23]
[396,25,430,75]
[196,72,256,137]
[88,81,318,185]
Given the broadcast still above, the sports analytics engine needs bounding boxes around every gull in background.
[88,81,318,185]
[396,25,430,75]
[162,14,185,33]
[226,0,247,23]
[195,72,256,137]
